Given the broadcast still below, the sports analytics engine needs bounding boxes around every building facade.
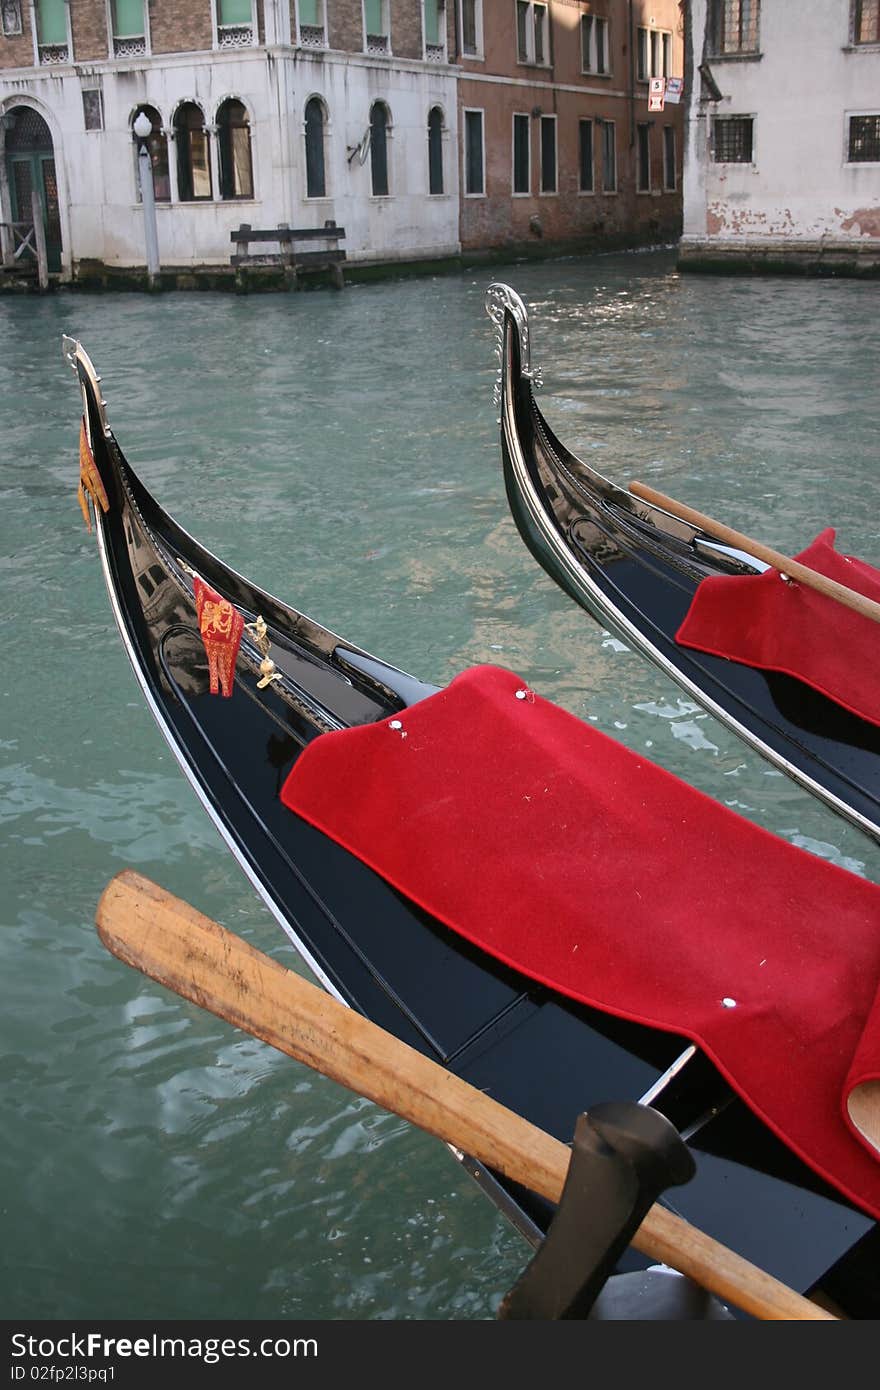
[0,0,460,277]
[0,1,685,281]
[680,0,880,275]
[457,1,685,255]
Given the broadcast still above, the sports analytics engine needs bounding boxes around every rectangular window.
[216,0,254,46]
[578,118,593,192]
[713,115,753,162]
[708,0,760,56]
[663,125,676,189]
[424,0,445,53]
[516,1,548,65]
[1,2,22,37]
[637,25,671,80]
[218,0,252,21]
[854,0,880,43]
[601,119,616,191]
[460,0,482,56]
[111,0,146,55]
[636,123,651,191]
[540,114,556,192]
[512,113,530,194]
[364,0,390,52]
[464,108,484,195]
[82,89,104,131]
[35,0,66,45]
[298,0,326,46]
[112,0,144,35]
[849,113,880,161]
[581,13,610,74]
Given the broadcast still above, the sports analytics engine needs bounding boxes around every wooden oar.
[95,869,835,1322]
[629,480,880,626]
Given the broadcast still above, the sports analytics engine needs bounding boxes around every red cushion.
[281,664,880,1219]
[677,529,880,726]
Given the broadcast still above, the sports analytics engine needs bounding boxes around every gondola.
[65,334,880,1320]
[487,282,880,846]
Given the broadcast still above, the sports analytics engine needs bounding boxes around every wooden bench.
[230,221,346,287]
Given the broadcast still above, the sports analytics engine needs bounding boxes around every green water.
[1,254,879,1320]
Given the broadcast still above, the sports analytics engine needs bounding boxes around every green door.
[4,107,62,273]
[8,152,61,272]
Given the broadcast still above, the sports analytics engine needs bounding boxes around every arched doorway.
[3,106,61,272]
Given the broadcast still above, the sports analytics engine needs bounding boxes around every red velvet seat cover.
[676,529,880,727]
[280,664,880,1219]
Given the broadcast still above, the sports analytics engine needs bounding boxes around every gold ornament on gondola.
[77,418,110,531]
[245,615,282,689]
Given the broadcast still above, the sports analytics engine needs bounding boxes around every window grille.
[849,114,880,161]
[708,0,759,56]
[854,0,879,43]
[713,115,753,162]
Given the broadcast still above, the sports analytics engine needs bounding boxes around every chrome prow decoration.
[486,282,543,415]
[63,334,111,439]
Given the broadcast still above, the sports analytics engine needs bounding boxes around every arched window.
[131,105,170,202]
[217,98,253,199]
[370,101,390,197]
[174,102,211,201]
[427,106,443,195]
[304,96,326,199]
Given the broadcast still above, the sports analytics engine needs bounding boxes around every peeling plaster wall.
[682,0,880,253]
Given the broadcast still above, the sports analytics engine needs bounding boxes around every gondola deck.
[66,334,879,1318]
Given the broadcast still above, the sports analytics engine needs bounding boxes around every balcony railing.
[113,35,147,58]
[217,23,255,48]
[299,23,326,48]
[38,43,69,64]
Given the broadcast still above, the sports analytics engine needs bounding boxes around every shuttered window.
[35,0,66,45]
[428,107,444,194]
[112,0,144,36]
[464,109,484,195]
[513,113,530,194]
[540,115,556,193]
[218,0,252,22]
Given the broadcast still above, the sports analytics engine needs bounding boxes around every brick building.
[458,1,685,256]
[0,1,683,281]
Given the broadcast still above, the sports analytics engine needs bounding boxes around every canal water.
[1,253,879,1321]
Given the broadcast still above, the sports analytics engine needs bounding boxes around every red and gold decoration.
[193,576,245,698]
[77,418,110,531]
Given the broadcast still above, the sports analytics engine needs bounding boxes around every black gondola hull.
[66,335,879,1316]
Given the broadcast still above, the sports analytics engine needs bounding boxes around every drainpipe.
[628,0,635,151]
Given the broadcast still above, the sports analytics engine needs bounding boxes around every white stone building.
[0,1,460,280]
[680,0,880,274]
